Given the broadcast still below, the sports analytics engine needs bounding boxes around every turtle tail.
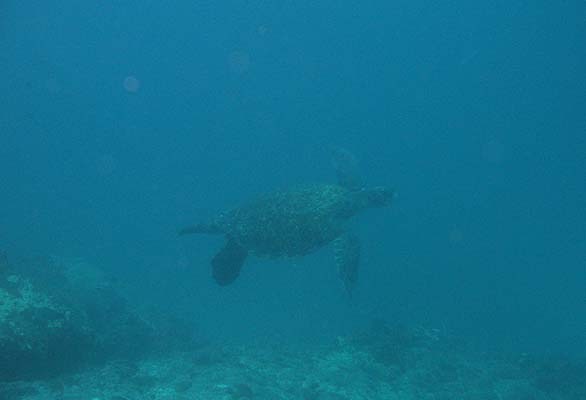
[178,222,224,235]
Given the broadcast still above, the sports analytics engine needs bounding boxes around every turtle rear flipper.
[212,238,248,286]
[334,233,360,296]
[330,146,363,190]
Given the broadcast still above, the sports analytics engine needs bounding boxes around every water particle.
[123,76,141,93]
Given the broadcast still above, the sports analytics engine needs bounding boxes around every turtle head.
[356,186,395,209]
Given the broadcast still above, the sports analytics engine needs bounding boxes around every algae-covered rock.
[0,256,153,381]
[0,274,94,380]
[51,258,153,359]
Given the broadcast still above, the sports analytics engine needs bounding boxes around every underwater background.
[1,1,585,399]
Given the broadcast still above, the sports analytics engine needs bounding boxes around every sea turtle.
[179,153,393,295]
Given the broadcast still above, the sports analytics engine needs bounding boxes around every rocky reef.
[1,254,584,399]
[1,318,584,400]
[0,256,153,380]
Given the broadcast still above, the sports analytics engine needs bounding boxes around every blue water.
[1,0,585,360]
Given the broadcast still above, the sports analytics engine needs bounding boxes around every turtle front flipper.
[212,238,248,286]
[333,233,361,297]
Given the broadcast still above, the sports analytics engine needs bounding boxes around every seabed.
[1,257,584,400]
